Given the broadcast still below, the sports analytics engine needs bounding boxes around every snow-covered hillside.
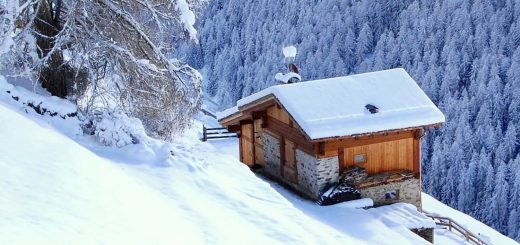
[0,81,417,244]
[0,80,516,244]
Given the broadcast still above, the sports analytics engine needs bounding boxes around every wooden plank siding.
[266,104,291,125]
[342,137,414,174]
[254,118,265,165]
[283,139,298,183]
[239,121,254,165]
[319,130,421,175]
[263,116,314,155]
[319,131,415,158]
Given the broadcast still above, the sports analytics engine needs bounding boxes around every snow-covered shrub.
[87,109,148,148]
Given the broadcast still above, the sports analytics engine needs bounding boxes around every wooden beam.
[252,111,267,120]
[280,135,285,178]
[219,112,245,127]
[318,142,325,155]
[251,119,256,165]
[264,116,314,155]
[338,148,345,174]
[311,124,442,143]
[413,130,420,176]
[227,124,241,132]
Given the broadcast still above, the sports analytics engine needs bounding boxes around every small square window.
[354,154,366,164]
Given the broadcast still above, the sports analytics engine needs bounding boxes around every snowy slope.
[0,83,375,244]
[0,100,202,244]
[423,193,519,245]
[0,79,514,244]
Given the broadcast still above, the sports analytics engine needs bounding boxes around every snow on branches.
[1,0,203,140]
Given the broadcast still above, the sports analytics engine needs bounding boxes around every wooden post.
[202,125,207,141]
[338,148,345,174]
[280,136,285,177]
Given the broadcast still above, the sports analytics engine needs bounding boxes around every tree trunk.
[34,0,69,98]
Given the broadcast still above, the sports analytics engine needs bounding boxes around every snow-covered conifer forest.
[182,0,520,241]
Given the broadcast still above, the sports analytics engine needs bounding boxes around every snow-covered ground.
[423,193,519,244]
[0,79,517,244]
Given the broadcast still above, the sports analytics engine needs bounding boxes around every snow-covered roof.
[217,68,445,140]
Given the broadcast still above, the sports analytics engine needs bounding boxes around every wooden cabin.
[218,68,445,207]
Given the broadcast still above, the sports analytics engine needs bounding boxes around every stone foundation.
[263,133,281,177]
[411,228,434,243]
[261,133,420,206]
[315,156,339,194]
[295,150,339,198]
[359,178,421,207]
[261,133,340,199]
[296,149,318,195]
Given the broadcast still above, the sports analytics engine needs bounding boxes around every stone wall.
[296,150,339,198]
[359,178,421,207]
[296,149,318,196]
[315,156,339,194]
[262,133,281,177]
[262,133,340,200]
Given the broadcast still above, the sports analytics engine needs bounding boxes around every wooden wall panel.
[266,105,291,125]
[342,136,414,174]
[321,131,414,158]
[254,119,265,165]
[264,116,314,155]
[240,123,254,165]
[283,139,297,183]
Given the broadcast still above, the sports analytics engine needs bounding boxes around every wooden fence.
[201,125,237,141]
[422,211,489,245]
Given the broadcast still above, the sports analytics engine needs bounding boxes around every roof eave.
[218,95,276,126]
[309,123,443,143]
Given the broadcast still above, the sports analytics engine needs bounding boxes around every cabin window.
[354,154,366,164]
[385,190,400,200]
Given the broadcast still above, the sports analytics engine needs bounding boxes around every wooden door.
[282,138,297,183]
[253,119,265,165]
[240,122,254,165]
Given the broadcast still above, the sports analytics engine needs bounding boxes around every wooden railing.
[422,211,489,245]
[201,125,237,141]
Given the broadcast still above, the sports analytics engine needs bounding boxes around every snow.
[283,45,297,58]
[263,179,430,244]
[176,0,198,42]
[0,76,77,116]
[0,78,514,245]
[335,198,374,209]
[0,80,365,244]
[423,193,519,245]
[274,72,301,83]
[216,105,238,120]
[218,68,445,140]
[367,203,435,229]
